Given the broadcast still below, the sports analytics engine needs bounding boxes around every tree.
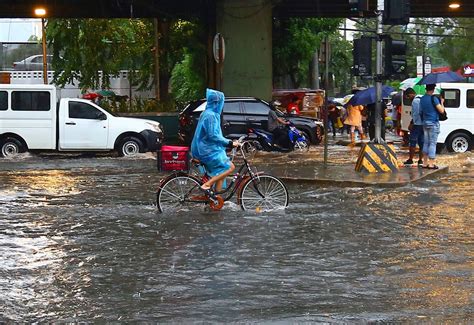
[435,18,474,70]
[46,18,206,102]
[273,18,343,89]
[46,19,154,91]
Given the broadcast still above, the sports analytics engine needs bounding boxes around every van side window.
[0,91,7,111]
[11,91,51,111]
[467,90,474,108]
[69,101,103,119]
[441,89,460,108]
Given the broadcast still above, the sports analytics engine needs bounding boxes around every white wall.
[4,70,155,99]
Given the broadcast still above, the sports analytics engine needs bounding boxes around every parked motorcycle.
[247,121,310,152]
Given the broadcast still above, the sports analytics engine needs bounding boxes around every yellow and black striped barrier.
[355,143,398,173]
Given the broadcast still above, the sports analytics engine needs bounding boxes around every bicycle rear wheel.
[157,174,203,213]
[238,174,289,211]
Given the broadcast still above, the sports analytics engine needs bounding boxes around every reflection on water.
[0,156,472,322]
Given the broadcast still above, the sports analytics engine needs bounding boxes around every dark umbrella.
[346,86,394,106]
[391,92,402,106]
[417,71,464,85]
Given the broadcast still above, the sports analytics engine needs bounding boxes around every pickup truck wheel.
[446,132,472,153]
[119,137,144,157]
[0,137,24,158]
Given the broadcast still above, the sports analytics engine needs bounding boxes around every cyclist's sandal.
[200,187,217,199]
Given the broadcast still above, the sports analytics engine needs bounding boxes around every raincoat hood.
[190,88,231,177]
[206,88,225,115]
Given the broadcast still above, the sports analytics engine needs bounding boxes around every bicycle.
[156,137,289,213]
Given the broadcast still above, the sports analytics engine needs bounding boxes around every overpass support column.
[216,0,272,100]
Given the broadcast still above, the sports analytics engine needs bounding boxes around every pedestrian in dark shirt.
[366,102,387,141]
[328,103,340,137]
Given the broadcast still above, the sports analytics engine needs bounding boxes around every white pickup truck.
[0,84,163,158]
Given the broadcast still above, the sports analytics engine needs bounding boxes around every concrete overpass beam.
[216,0,272,100]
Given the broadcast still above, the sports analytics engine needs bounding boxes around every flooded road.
[0,153,472,322]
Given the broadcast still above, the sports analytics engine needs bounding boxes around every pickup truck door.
[60,101,109,149]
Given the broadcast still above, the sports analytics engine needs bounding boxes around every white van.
[0,84,163,158]
[401,83,473,153]
[437,83,474,152]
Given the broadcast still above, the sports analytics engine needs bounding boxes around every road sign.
[424,56,432,74]
[213,33,225,64]
[416,56,423,77]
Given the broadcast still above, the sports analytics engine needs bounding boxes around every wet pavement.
[0,144,473,322]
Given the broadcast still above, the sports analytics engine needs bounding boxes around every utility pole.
[323,37,330,167]
[374,0,384,144]
[153,18,161,101]
[41,18,48,85]
[311,50,319,90]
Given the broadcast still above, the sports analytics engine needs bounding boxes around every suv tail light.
[179,115,191,127]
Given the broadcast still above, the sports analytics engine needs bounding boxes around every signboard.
[213,33,225,64]
[416,56,423,77]
[424,56,432,74]
[464,65,473,76]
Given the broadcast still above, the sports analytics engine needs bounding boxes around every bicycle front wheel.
[157,174,203,213]
[238,174,289,211]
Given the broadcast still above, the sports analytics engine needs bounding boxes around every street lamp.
[448,2,461,9]
[34,7,47,84]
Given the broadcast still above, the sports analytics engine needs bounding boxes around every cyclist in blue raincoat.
[191,89,237,193]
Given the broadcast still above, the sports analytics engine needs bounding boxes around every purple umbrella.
[417,71,464,85]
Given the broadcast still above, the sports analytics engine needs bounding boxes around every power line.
[338,27,471,38]
[411,20,474,31]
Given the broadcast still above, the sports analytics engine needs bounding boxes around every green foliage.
[46,18,154,91]
[46,18,207,110]
[435,19,474,70]
[327,34,353,94]
[273,18,344,88]
[170,53,205,105]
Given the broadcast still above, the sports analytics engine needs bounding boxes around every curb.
[273,166,449,188]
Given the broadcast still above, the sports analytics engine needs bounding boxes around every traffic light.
[384,36,407,76]
[349,0,369,15]
[383,0,410,25]
[353,37,372,77]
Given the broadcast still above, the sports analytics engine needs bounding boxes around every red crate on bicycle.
[157,145,189,171]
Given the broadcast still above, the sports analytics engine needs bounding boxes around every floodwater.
[0,152,472,322]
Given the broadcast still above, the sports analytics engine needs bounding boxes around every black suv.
[178,97,323,145]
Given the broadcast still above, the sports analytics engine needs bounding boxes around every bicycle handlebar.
[230,135,251,160]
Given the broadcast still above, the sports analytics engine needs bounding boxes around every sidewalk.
[260,160,448,187]
[250,132,449,187]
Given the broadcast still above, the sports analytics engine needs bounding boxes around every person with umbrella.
[419,84,446,169]
[344,89,366,143]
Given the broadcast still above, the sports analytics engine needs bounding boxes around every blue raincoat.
[191,89,232,177]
